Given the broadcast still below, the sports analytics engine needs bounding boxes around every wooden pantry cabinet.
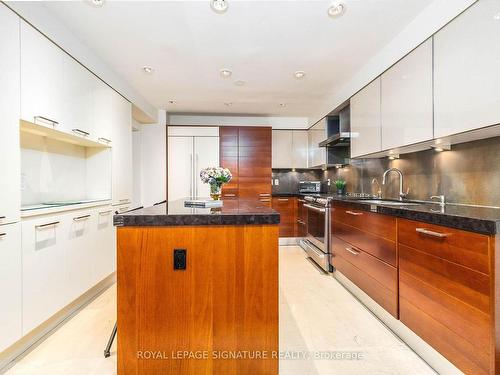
[219,127,272,205]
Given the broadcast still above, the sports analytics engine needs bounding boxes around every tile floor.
[6,246,435,375]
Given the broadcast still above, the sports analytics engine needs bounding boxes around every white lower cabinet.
[0,223,22,352]
[22,215,67,334]
[22,206,115,335]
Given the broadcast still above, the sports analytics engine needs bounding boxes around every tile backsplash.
[272,169,322,194]
[274,136,500,207]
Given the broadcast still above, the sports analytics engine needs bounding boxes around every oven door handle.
[303,204,326,213]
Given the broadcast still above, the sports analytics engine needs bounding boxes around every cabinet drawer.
[238,177,271,198]
[331,220,396,266]
[332,236,397,296]
[398,218,490,274]
[332,244,398,318]
[332,204,396,240]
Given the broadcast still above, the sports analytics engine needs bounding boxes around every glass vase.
[210,183,222,200]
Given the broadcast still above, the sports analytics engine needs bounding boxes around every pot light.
[87,0,105,7]
[328,1,346,18]
[294,71,306,79]
[494,12,500,20]
[388,154,400,160]
[234,80,246,86]
[431,144,451,152]
[279,103,287,108]
[220,69,232,79]
[168,100,175,104]
[210,0,229,14]
[142,66,154,74]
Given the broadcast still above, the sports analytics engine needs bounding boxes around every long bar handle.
[98,137,112,143]
[304,204,326,213]
[73,214,91,221]
[223,194,236,197]
[35,221,60,229]
[346,210,363,216]
[298,199,306,203]
[259,193,271,197]
[277,198,289,201]
[0,233,6,237]
[34,116,58,127]
[416,228,449,238]
[0,216,5,219]
[99,210,112,215]
[345,247,360,256]
[72,128,90,137]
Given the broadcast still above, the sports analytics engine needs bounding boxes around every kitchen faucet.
[382,168,408,201]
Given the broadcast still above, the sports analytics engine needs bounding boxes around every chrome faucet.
[382,168,408,201]
[430,195,446,207]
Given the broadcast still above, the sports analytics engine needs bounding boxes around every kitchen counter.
[114,198,280,227]
[271,191,500,234]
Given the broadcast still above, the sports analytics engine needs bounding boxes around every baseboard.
[0,273,116,374]
[279,237,301,246]
[333,271,464,375]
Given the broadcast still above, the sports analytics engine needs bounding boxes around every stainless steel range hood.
[319,106,351,148]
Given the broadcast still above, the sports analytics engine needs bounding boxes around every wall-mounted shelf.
[20,120,110,149]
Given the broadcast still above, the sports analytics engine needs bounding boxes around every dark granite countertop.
[272,191,500,234]
[114,198,280,227]
[330,196,500,235]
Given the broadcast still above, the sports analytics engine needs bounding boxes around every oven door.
[304,203,328,253]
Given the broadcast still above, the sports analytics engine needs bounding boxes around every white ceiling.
[38,0,434,122]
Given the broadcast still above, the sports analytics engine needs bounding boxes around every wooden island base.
[117,224,279,375]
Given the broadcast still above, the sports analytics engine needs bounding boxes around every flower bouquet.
[200,167,232,200]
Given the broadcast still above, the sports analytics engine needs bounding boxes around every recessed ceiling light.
[327,1,346,18]
[494,12,500,20]
[220,69,232,79]
[224,102,233,106]
[279,103,287,108]
[142,66,154,74]
[234,80,246,86]
[210,0,229,14]
[431,144,451,152]
[168,100,175,104]
[86,0,105,7]
[294,71,306,79]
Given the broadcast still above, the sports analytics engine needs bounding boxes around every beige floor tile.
[6,246,435,375]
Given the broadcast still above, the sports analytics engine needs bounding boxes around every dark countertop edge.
[271,192,304,197]
[330,198,499,235]
[114,213,280,227]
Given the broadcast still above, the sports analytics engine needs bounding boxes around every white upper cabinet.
[292,131,308,168]
[0,6,21,225]
[272,130,309,169]
[272,131,293,168]
[20,21,95,139]
[381,39,433,150]
[350,78,382,158]
[92,80,114,144]
[434,1,500,138]
[308,120,327,167]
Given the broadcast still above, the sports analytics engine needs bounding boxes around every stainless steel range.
[299,195,333,272]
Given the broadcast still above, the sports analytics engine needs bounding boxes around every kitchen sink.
[360,199,421,206]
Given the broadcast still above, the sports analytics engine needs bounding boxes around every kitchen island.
[114,199,280,375]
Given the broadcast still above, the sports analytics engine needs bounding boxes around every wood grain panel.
[399,244,490,314]
[272,197,296,237]
[333,254,398,318]
[332,203,396,241]
[331,221,396,266]
[400,298,489,375]
[398,218,490,274]
[238,177,272,198]
[332,236,397,295]
[296,199,307,237]
[238,127,271,149]
[117,225,279,375]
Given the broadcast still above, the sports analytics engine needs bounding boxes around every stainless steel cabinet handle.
[416,228,449,238]
[0,233,6,237]
[298,199,306,203]
[118,207,130,212]
[189,154,193,197]
[303,204,326,213]
[297,220,306,225]
[73,214,91,221]
[346,210,363,216]
[35,221,60,229]
[98,137,111,143]
[223,194,236,197]
[259,193,271,197]
[72,128,90,137]
[277,198,289,201]
[34,116,58,127]
[119,199,129,203]
[345,247,360,256]
[259,199,271,202]
[0,216,5,219]
[99,210,112,215]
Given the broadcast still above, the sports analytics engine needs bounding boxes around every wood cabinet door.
[434,1,500,138]
[350,78,381,158]
[292,131,308,169]
[0,6,20,225]
[381,39,433,149]
[272,197,296,237]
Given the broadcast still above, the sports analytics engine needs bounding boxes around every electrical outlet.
[274,179,279,186]
[173,249,187,270]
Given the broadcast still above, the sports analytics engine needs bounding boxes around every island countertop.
[113,198,280,227]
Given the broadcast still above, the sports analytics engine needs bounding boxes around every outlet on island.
[173,249,187,270]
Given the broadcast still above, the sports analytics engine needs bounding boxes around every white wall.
[310,0,477,126]
[169,114,309,129]
[5,1,158,123]
[139,110,167,207]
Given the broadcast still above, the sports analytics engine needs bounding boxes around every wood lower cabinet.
[330,202,398,317]
[398,218,492,375]
[296,198,307,237]
[220,127,272,204]
[272,197,296,237]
